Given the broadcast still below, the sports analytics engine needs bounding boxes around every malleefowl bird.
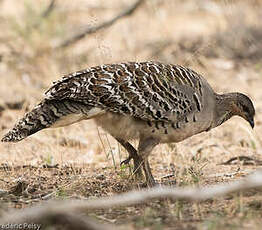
[1,61,255,186]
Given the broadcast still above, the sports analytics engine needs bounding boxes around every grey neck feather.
[212,93,238,128]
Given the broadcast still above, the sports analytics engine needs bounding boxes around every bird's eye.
[242,105,249,113]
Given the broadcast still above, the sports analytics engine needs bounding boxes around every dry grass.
[0,0,262,229]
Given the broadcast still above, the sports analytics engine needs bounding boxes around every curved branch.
[56,0,144,49]
[1,169,262,226]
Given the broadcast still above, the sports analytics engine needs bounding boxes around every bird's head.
[214,92,255,129]
[233,93,255,129]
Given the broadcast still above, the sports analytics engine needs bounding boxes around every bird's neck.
[212,93,239,128]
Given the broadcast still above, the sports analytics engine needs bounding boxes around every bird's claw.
[120,156,132,165]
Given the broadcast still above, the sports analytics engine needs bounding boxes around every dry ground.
[0,0,262,229]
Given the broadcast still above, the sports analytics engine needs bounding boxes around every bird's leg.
[142,159,155,187]
[138,137,159,187]
[115,138,142,176]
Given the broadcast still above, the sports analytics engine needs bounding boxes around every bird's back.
[46,61,211,123]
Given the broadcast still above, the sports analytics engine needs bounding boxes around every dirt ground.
[0,0,262,229]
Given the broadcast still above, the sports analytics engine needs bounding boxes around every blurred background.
[1,1,262,229]
[0,0,261,174]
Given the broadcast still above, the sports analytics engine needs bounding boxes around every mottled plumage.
[45,62,205,124]
[1,61,255,186]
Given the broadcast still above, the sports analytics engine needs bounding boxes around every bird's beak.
[248,117,255,129]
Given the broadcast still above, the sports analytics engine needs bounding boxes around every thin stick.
[1,169,262,225]
[56,0,144,49]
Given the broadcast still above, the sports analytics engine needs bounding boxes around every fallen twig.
[1,169,262,226]
[42,163,59,169]
[220,156,262,165]
[56,0,144,49]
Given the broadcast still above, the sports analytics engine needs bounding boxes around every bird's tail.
[1,99,91,142]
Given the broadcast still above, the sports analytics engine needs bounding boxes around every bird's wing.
[45,62,204,123]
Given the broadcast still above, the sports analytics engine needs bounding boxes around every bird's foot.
[120,155,143,177]
[120,156,132,165]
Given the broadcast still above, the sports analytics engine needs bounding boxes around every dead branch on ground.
[56,0,144,49]
[220,156,262,165]
[1,169,262,228]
